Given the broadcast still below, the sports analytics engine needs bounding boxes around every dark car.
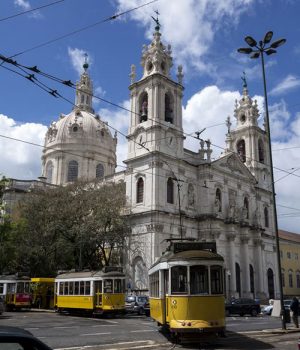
[125,295,149,315]
[225,298,261,317]
[0,326,53,350]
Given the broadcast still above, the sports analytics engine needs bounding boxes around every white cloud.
[98,100,130,170]
[270,74,300,96]
[115,0,254,74]
[68,48,90,76]
[14,0,42,19]
[182,86,241,158]
[0,114,47,179]
[14,0,31,11]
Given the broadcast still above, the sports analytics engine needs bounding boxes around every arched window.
[165,93,173,123]
[264,207,269,227]
[243,197,249,220]
[235,262,241,296]
[81,95,84,104]
[282,269,285,288]
[237,140,246,162]
[96,163,104,179]
[67,160,78,182]
[215,188,222,212]
[258,139,264,163]
[289,270,293,288]
[267,268,275,299]
[296,271,300,288]
[46,161,53,184]
[139,92,148,123]
[249,264,254,294]
[167,177,174,204]
[136,177,144,203]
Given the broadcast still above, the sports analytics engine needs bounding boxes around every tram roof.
[150,249,224,268]
[55,270,125,279]
[0,274,30,281]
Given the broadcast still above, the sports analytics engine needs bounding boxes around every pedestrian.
[290,297,299,328]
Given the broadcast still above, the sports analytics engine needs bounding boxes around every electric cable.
[3,0,158,59]
[0,0,65,23]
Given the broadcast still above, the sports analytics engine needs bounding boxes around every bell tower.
[225,74,271,188]
[126,16,185,160]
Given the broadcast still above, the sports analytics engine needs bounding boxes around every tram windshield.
[190,265,208,294]
[171,266,188,294]
[103,279,113,293]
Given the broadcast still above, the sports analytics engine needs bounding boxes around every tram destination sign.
[173,241,217,254]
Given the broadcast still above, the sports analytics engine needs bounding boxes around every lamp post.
[237,31,286,329]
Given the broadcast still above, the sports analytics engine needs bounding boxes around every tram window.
[94,281,102,294]
[114,279,122,293]
[80,281,84,295]
[85,281,91,295]
[8,283,15,293]
[0,283,3,294]
[149,272,159,297]
[24,282,30,293]
[211,265,223,294]
[69,282,74,295]
[171,266,187,294]
[17,283,24,293]
[104,279,113,293]
[64,282,69,295]
[190,265,209,295]
[59,282,63,295]
[74,281,79,295]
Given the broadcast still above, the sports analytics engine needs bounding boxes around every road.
[0,311,299,349]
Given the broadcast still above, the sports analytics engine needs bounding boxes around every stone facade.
[39,27,278,300]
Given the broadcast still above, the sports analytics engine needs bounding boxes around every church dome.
[41,59,117,185]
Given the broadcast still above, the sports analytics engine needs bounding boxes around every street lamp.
[237,32,286,329]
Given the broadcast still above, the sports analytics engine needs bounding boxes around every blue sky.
[1,0,300,233]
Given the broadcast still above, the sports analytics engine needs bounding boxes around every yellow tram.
[148,241,225,338]
[55,267,126,315]
[0,274,31,310]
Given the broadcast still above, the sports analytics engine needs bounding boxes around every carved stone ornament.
[227,233,236,241]
[146,223,164,233]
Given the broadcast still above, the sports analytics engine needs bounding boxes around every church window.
[296,271,300,288]
[243,197,249,219]
[136,177,144,203]
[96,163,104,179]
[73,126,78,132]
[46,161,53,183]
[67,160,78,182]
[288,270,293,288]
[139,92,148,123]
[235,262,241,296]
[167,177,174,204]
[86,96,89,104]
[282,269,285,287]
[215,188,222,212]
[264,207,269,227]
[165,93,173,123]
[249,264,254,293]
[237,140,246,162]
[258,139,264,163]
[81,95,84,104]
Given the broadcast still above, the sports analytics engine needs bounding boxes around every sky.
[1,0,300,233]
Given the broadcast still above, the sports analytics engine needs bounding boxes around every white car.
[262,305,273,315]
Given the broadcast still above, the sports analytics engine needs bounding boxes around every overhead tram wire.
[2,0,158,60]
[1,56,300,186]
[0,0,66,23]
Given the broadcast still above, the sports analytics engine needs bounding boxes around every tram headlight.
[171,300,177,305]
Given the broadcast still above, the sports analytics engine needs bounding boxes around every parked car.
[262,304,273,315]
[225,298,261,317]
[0,297,5,315]
[0,326,52,349]
[125,295,149,315]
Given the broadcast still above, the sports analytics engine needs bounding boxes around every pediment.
[212,153,256,182]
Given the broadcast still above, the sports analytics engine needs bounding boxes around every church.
[40,23,278,301]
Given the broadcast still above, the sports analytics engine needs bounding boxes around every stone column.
[227,232,236,298]
[241,235,250,297]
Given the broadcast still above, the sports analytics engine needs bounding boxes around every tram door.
[94,281,102,307]
[163,270,169,323]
